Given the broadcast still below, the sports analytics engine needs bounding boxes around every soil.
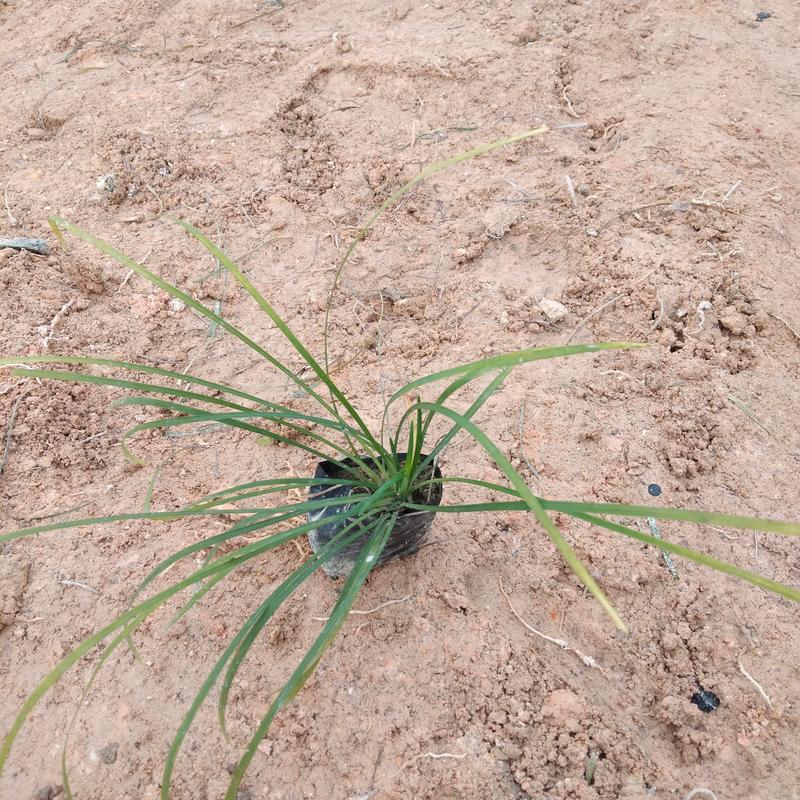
[1,1,799,799]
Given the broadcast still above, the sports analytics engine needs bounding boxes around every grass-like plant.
[1,129,799,799]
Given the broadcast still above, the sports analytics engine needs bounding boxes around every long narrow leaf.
[570,512,800,603]
[0,354,274,408]
[540,500,800,537]
[135,476,401,600]
[175,220,387,460]
[47,218,343,423]
[0,532,288,772]
[160,505,390,799]
[0,508,276,545]
[322,127,550,370]
[388,342,644,409]
[224,514,396,799]
[407,402,628,631]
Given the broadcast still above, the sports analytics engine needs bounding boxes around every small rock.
[442,592,470,612]
[26,127,47,140]
[34,786,63,800]
[96,174,117,193]
[718,309,748,336]
[99,742,118,764]
[509,20,540,44]
[538,298,569,323]
[168,298,186,313]
[333,33,351,53]
[542,688,585,727]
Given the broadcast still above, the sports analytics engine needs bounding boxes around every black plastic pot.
[307,454,443,578]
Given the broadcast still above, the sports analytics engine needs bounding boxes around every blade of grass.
[388,342,644,410]
[62,613,146,799]
[11,368,255,412]
[0,508,288,545]
[134,477,401,600]
[322,127,551,372]
[174,220,388,460]
[47,218,345,426]
[224,513,396,800]
[161,501,394,799]
[568,512,800,603]
[0,530,291,773]
[142,468,162,512]
[539,500,800,537]
[0,354,274,409]
[412,367,512,482]
[184,476,371,511]
[216,491,397,736]
[116,397,384,480]
[2,355,378,450]
[406,401,628,632]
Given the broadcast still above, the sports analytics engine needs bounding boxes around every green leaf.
[0,534,284,773]
[323,127,551,370]
[224,513,396,800]
[0,354,274,408]
[47,217,343,423]
[388,342,644,409]
[408,401,629,632]
[0,508,275,545]
[174,220,388,460]
[569,512,800,603]
[539,500,800,537]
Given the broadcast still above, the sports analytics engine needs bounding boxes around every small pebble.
[755,11,772,21]
[509,20,539,44]
[34,786,62,800]
[538,298,569,323]
[96,174,117,193]
[99,742,118,764]
[25,127,46,140]
[168,298,186,313]
[691,688,720,713]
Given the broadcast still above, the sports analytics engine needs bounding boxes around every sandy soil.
[2,0,800,798]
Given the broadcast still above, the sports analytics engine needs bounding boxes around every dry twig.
[737,657,773,709]
[312,594,413,622]
[38,299,75,351]
[498,578,604,673]
[1,389,29,475]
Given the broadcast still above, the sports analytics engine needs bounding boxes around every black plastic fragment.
[691,688,720,713]
[755,11,772,21]
[648,483,662,497]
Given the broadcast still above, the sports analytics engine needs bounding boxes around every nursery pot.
[307,453,443,578]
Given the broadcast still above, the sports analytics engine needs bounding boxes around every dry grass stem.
[737,657,773,709]
[312,594,413,622]
[498,578,604,673]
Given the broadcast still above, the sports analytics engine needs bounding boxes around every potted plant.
[1,131,798,800]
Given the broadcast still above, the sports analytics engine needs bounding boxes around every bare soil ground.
[2,1,800,798]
